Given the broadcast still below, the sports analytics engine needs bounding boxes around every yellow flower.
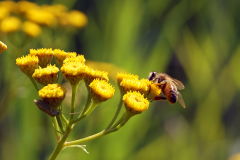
[0,16,21,33]
[0,41,7,54]
[63,54,85,65]
[0,6,9,21]
[38,84,67,108]
[84,66,109,88]
[123,91,149,115]
[32,65,59,86]
[61,62,86,85]
[116,72,139,85]
[30,48,53,68]
[41,4,68,17]
[17,1,39,14]
[16,54,39,76]
[67,10,88,28]
[26,8,57,27]
[144,79,161,101]
[120,78,149,95]
[22,21,41,37]
[0,1,17,13]
[54,49,76,68]
[89,79,115,103]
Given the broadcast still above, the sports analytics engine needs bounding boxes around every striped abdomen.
[163,83,178,104]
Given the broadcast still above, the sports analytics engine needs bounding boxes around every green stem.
[57,71,64,85]
[60,113,68,125]
[56,114,64,133]
[71,101,99,124]
[28,76,39,91]
[65,111,132,147]
[110,111,127,129]
[48,125,73,160]
[105,96,123,130]
[69,84,78,123]
[52,117,61,141]
[78,91,92,118]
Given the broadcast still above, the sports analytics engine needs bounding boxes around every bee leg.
[155,79,168,86]
[151,96,167,102]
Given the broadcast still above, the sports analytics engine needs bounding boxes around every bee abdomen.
[167,90,178,104]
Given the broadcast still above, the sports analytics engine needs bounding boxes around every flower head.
[63,54,85,65]
[61,62,86,85]
[0,16,21,33]
[89,79,115,103]
[22,21,41,37]
[84,66,109,88]
[16,54,39,76]
[38,84,67,108]
[0,6,9,21]
[116,72,139,85]
[67,10,88,28]
[54,49,76,68]
[32,64,59,86]
[26,8,57,27]
[123,91,149,115]
[17,1,39,14]
[120,78,149,95]
[0,41,7,54]
[144,79,161,100]
[30,48,53,68]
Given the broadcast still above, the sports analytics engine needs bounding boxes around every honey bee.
[147,71,186,108]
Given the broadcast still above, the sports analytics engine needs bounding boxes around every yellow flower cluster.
[123,91,149,114]
[0,1,88,37]
[38,84,67,108]
[89,79,115,103]
[63,55,85,65]
[30,48,53,68]
[84,66,109,87]
[16,54,39,76]
[22,21,41,37]
[61,62,86,85]
[54,49,77,68]
[0,41,7,54]
[32,65,59,86]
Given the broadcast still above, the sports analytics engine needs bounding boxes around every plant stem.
[48,83,79,160]
[52,117,61,141]
[65,111,132,147]
[69,84,78,123]
[78,91,92,118]
[28,76,39,91]
[105,96,123,130]
[56,114,64,133]
[71,101,99,124]
[57,71,64,85]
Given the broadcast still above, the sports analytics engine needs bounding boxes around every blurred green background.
[1,0,240,160]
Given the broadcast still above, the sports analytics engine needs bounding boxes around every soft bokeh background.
[1,0,240,160]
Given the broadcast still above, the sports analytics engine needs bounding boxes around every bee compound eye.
[148,71,157,80]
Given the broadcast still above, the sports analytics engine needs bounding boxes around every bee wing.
[172,78,185,90]
[177,92,186,108]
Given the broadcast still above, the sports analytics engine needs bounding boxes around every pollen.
[123,91,149,114]
[0,41,7,54]
[54,49,77,68]
[89,79,115,103]
[22,21,41,37]
[120,78,149,94]
[30,48,53,68]
[38,84,67,108]
[84,66,109,87]
[61,62,86,85]
[32,64,59,86]
[116,72,139,85]
[63,55,86,65]
[16,54,39,76]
